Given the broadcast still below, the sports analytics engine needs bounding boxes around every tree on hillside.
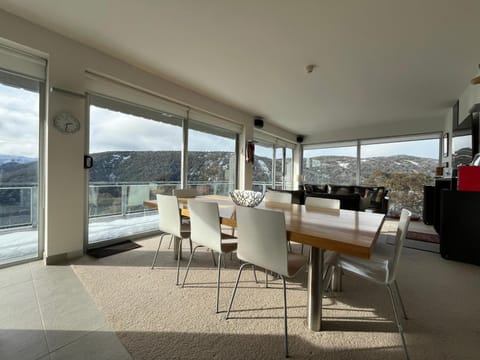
[365,170,433,217]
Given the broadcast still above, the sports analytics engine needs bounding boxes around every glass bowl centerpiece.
[229,190,265,207]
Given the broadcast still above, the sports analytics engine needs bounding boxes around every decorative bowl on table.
[229,190,265,207]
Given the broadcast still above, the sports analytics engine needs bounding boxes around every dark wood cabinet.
[439,189,480,265]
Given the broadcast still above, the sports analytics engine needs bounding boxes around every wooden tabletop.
[144,196,385,259]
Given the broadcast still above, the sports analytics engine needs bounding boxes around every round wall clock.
[53,111,81,134]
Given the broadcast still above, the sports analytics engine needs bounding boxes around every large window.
[88,97,183,244]
[252,138,294,192]
[303,135,440,217]
[0,73,43,265]
[252,142,273,192]
[360,137,439,217]
[274,147,293,189]
[187,120,237,195]
[87,94,240,245]
[303,144,357,184]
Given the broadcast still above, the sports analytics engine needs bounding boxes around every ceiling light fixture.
[305,64,316,74]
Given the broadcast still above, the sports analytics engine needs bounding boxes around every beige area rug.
[71,233,480,360]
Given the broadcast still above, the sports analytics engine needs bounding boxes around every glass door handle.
[84,155,93,169]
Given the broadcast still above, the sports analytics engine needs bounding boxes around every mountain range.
[0,150,441,186]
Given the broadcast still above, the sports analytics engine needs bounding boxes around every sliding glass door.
[252,142,273,192]
[87,96,183,245]
[253,140,294,192]
[0,72,42,265]
[187,120,237,195]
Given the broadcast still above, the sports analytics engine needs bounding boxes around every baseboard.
[44,250,83,265]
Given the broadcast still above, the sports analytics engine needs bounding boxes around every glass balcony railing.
[0,181,236,233]
[0,185,38,230]
[88,181,235,218]
[87,180,236,244]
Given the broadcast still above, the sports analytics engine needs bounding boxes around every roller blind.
[254,130,296,149]
[189,109,242,134]
[85,71,187,119]
[89,94,183,127]
[0,43,46,81]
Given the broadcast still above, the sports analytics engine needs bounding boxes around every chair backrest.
[172,188,197,198]
[188,200,222,253]
[264,190,292,204]
[156,194,182,238]
[388,209,412,283]
[235,206,289,276]
[305,197,340,209]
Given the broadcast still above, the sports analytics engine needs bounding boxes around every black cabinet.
[433,178,456,233]
[423,185,435,225]
[439,189,480,265]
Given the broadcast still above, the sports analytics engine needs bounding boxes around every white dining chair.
[151,194,192,285]
[226,206,308,358]
[181,200,237,313]
[304,197,341,256]
[167,188,197,249]
[325,209,412,360]
[305,196,340,209]
[264,190,292,204]
[264,191,293,257]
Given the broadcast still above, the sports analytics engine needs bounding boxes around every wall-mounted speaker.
[254,117,264,129]
[297,135,304,143]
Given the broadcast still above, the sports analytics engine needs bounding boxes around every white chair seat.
[337,255,390,285]
[287,252,309,277]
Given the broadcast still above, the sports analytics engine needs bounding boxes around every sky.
[0,82,235,158]
[89,106,236,153]
[0,84,39,158]
[0,83,443,160]
[305,138,441,159]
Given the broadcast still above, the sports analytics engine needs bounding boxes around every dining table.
[144,195,385,332]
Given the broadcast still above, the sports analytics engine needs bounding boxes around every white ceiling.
[1,0,480,139]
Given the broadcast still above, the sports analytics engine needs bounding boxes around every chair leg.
[394,280,408,320]
[282,276,289,358]
[181,246,200,288]
[265,270,268,288]
[226,262,250,319]
[211,249,217,267]
[387,284,410,360]
[252,265,259,284]
[216,252,222,313]
[151,233,167,269]
[176,237,182,286]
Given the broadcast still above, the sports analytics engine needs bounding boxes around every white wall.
[0,10,297,262]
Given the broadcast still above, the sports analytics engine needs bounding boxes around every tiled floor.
[0,260,132,360]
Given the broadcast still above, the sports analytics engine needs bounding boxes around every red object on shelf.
[458,166,480,191]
